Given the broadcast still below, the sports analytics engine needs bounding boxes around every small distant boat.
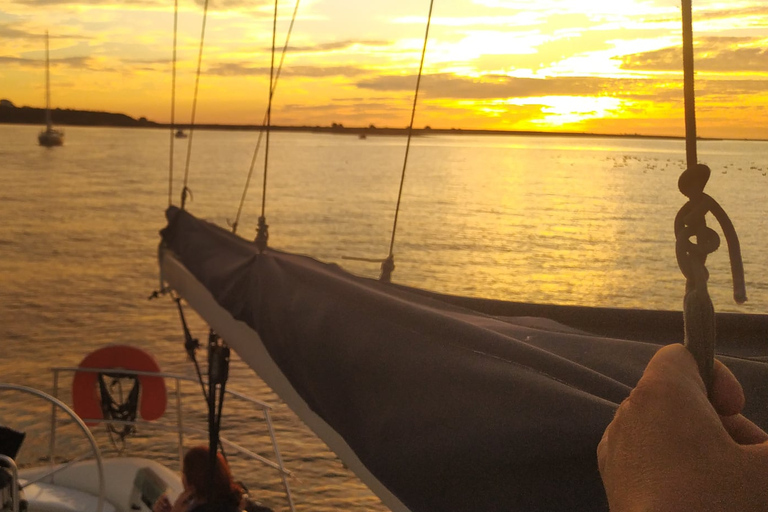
[38,31,64,147]
[358,133,367,139]
[174,129,188,139]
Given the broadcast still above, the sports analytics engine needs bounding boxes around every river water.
[1,124,767,510]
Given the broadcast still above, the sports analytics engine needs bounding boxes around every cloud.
[620,47,680,72]
[354,71,768,105]
[122,58,171,65]
[357,73,615,99]
[694,5,768,21]
[699,79,768,95]
[621,38,768,72]
[0,24,94,44]
[10,0,160,5]
[284,39,392,53]
[0,55,93,68]
[0,25,38,39]
[206,62,370,77]
[192,0,273,13]
[647,4,768,23]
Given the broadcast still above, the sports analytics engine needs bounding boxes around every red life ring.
[72,345,167,425]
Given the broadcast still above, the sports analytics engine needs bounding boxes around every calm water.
[1,124,767,510]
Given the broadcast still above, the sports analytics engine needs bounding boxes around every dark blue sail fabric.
[161,206,768,512]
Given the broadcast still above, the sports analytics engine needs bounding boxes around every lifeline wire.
[381,0,435,282]
[168,0,179,207]
[231,0,301,234]
[180,0,211,210]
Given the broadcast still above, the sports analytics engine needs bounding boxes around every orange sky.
[2,0,768,139]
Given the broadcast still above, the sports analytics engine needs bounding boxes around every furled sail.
[159,205,768,512]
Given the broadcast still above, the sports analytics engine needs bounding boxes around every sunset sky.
[2,0,768,138]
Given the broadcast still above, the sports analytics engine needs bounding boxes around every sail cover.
[160,206,768,512]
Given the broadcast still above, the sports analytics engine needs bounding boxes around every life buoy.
[72,345,167,425]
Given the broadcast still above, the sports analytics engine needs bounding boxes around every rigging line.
[675,0,746,397]
[231,0,301,234]
[681,0,697,167]
[180,0,211,210]
[262,0,279,220]
[168,0,179,207]
[253,0,279,251]
[381,0,435,282]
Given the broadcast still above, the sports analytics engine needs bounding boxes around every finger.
[639,343,706,398]
[710,359,745,416]
[597,397,626,476]
[597,429,608,474]
[721,414,768,445]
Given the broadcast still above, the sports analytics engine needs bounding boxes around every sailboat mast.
[681,0,696,166]
[44,30,52,130]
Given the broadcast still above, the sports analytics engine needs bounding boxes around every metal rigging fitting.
[380,255,395,283]
[255,215,269,253]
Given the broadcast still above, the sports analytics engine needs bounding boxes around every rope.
[168,0,179,207]
[263,0,278,221]
[252,0,280,252]
[380,0,435,283]
[98,373,140,453]
[681,0,697,167]
[174,298,230,462]
[676,0,746,396]
[674,165,746,396]
[252,0,281,251]
[231,0,302,235]
[175,297,208,400]
[206,333,230,502]
[181,0,211,210]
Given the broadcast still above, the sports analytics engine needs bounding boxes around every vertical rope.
[380,0,435,282]
[181,0,211,210]
[262,0,279,220]
[254,0,279,251]
[681,0,697,168]
[675,0,746,396]
[168,0,179,207]
[232,0,301,235]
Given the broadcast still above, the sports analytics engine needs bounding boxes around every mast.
[44,30,52,130]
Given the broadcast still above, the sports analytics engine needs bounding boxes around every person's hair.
[183,445,243,508]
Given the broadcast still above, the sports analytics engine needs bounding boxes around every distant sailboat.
[38,31,64,147]
[175,128,188,138]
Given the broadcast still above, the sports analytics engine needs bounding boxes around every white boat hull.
[19,458,182,512]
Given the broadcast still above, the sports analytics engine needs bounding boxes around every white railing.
[0,454,20,512]
[48,366,295,512]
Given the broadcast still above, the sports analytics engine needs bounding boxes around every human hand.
[169,489,195,512]
[597,343,768,512]
[153,495,171,512]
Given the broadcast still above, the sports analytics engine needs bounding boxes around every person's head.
[182,445,243,507]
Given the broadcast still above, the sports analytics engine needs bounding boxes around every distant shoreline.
[158,123,695,141]
[2,102,763,142]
